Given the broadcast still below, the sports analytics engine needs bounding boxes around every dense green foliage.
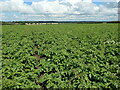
[2,24,120,89]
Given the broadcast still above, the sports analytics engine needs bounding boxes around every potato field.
[2,24,120,89]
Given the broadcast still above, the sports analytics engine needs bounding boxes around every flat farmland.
[2,24,120,88]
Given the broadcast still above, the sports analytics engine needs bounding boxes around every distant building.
[25,22,59,25]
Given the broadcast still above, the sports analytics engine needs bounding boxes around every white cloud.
[0,13,5,21]
[31,0,70,14]
[117,0,120,2]
[0,0,118,21]
[93,0,119,2]
[0,0,34,13]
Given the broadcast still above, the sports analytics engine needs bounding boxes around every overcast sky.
[0,0,119,21]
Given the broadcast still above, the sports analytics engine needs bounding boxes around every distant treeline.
[1,21,120,25]
[1,22,25,25]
